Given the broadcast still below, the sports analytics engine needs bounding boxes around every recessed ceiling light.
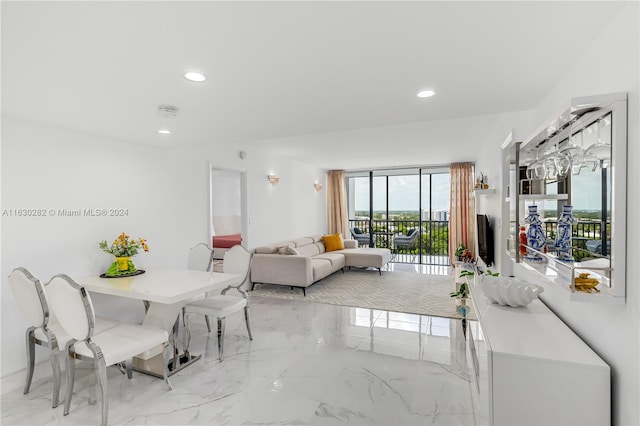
[157,129,171,134]
[184,71,206,82]
[417,90,436,98]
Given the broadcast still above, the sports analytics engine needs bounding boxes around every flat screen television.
[477,214,494,266]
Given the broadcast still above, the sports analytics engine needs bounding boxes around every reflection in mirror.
[567,115,611,270]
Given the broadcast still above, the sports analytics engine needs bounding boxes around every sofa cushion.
[341,248,391,269]
[322,234,345,252]
[314,253,346,268]
[311,258,333,281]
[309,234,323,243]
[296,244,320,257]
[292,237,314,248]
[314,242,326,254]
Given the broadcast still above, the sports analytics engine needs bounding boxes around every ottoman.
[341,248,392,275]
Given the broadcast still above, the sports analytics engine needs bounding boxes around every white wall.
[478,4,639,424]
[0,116,326,381]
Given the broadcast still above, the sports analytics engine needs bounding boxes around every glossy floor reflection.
[2,268,473,425]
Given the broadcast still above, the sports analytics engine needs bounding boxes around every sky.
[352,173,450,212]
[350,168,606,214]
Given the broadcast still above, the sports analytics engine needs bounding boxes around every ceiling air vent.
[158,105,179,118]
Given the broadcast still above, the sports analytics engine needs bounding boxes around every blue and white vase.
[525,205,546,262]
[555,205,579,262]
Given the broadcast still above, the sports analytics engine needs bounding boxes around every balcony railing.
[543,220,609,261]
[348,219,450,265]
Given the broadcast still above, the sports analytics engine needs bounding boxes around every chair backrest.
[223,245,251,288]
[46,275,95,342]
[8,267,48,328]
[187,243,213,271]
[407,229,417,237]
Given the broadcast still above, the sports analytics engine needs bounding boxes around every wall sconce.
[314,182,323,192]
[267,175,280,186]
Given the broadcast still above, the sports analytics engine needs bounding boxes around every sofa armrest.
[343,239,358,249]
[250,254,314,285]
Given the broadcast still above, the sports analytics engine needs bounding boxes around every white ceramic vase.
[479,275,544,308]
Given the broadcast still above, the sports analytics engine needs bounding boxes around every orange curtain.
[327,170,348,238]
[449,162,476,262]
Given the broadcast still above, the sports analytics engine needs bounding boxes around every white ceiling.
[1,1,625,169]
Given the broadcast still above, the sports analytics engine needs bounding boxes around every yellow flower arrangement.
[99,232,149,257]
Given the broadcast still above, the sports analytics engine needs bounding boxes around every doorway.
[209,163,248,259]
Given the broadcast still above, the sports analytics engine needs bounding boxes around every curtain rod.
[344,162,474,173]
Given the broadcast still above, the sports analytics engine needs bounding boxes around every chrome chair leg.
[24,328,35,395]
[63,348,75,416]
[50,351,62,408]
[217,318,225,362]
[205,315,211,333]
[162,342,173,391]
[244,306,253,340]
[93,356,109,426]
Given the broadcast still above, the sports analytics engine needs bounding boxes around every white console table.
[466,276,610,425]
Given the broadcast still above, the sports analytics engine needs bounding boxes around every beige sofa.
[250,235,391,295]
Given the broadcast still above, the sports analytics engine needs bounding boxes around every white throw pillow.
[287,246,301,255]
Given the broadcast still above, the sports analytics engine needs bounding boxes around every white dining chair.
[8,267,65,408]
[46,274,173,426]
[187,242,214,272]
[184,242,214,334]
[8,267,120,409]
[183,244,253,361]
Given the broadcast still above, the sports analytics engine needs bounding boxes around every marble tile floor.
[1,265,474,425]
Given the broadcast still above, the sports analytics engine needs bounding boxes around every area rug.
[251,269,475,320]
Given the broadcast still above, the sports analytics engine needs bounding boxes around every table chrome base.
[132,352,201,378]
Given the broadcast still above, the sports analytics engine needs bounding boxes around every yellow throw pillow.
[323,233,345,252]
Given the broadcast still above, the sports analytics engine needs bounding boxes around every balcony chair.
[183,244,253,362]
[393,229,419,261]
[350,227,371,247]
[7,267,119,409]
[46,274,172,426]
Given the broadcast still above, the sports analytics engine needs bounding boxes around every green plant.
[486,269,499,277]
[99,232,149,257]
[450,282,469,299]
[459,270,475,278]
[454,243,466,258]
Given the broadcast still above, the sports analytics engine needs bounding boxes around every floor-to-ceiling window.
[346,168,450,265]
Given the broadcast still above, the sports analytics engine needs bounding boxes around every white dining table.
[76,269,240,377]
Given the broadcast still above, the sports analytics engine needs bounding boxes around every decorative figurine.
[524,205,546,262]
[555,205,579,262]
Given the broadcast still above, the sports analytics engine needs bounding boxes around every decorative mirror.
[506,93,627,302]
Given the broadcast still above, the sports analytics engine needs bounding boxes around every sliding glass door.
[346,168,450,265]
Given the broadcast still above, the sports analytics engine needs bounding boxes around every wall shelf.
[519,193,568,201]
[516,244,622,304]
